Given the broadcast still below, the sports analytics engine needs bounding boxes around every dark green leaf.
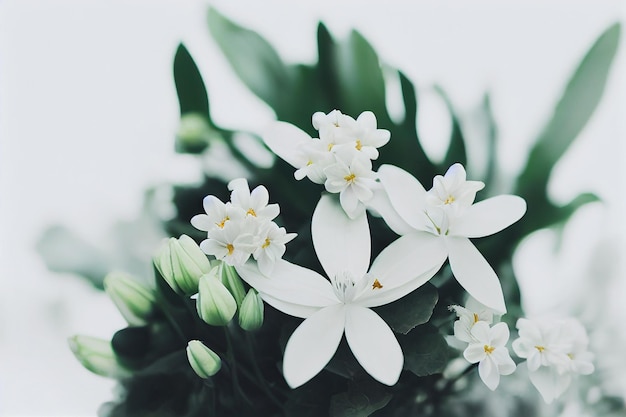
[329,379,392,417]
[516,23,620,199]
[399,327,451,377]
[173,44,210,117]
[374,283,438,334]
[208,8,291,112]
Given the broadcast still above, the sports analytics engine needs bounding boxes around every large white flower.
[236,194,441,388]
[512,318,594,404]
[463,321,516,390]
[375,163,526,313]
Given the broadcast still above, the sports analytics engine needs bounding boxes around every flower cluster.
[263,110,390,219]
[191,178,296,275]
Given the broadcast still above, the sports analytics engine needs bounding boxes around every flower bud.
[103,272,155,326]
[186,340,221,378]
[176,113,213,153]
[218,261,246,307]
[154,235,212,295]
[196,269,237,326]
[68,335,130,379]
[238,289,264,331]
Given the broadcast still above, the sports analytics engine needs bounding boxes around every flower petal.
[283,304,346,388]
[450,195,526,238]
[528,365,572,404]
[366,183,415,236]
[259,293,325,319]
[312,194,370,279]
[236,260,337,308]
[262,122,311,168]
[478,356,500,390]
[464,344,486,363]
[377,164,428,231]
[446,237,506,313]
[359,233,446,307]
[344,306,403,386]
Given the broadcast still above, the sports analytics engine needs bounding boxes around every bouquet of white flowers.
[51,8,622,417]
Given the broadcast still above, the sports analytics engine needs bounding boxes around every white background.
[0,1,624,415]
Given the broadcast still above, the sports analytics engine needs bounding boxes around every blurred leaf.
[208,8,291,113]
[374,283,438,334]
[481,94,498,189]
[329,379,391,417]
[515,23,620,230]
[173,44,210,118]
[436,86,467,170]
[399,326,451,377]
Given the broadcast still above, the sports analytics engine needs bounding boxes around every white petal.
[236,260,337,308]
[312,194,370,279]
[190,214,212,232]
[340,187,363,219]
[359,233,446,307]
[344,306,403,386]
[283,304,346,388]
[366,184,415,235]
[451,195,527,238]
[469,321,491,343]
[528,365,571,404]
[377,164,428,231]
[259,293,325,318]
[446,237,506,313]
[478,356,500,391]
[262,122,311,168]
[490,322,510,347]
[464,344,486,363]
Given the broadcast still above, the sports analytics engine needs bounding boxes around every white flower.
[236,194,440,388]
[201,219,257,266]
[323,156,377,219]
[227,178,280,221]
[512,318,594,403]
[190,195,244,233]
[252,221,297,276]
[450,297,496,344]
[463,322,516,390]
[331,111,391,160]
[375,163,526,313]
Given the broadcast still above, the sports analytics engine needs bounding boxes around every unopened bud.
[176,113,213,153]
[186,340,221,378]
[154,235,211,295]
[218,261,246,307]
[68,335,130,379]
[103,272,155,326]
[238,289,264,331]
[196,269,237,326]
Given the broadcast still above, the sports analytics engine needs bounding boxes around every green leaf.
[329,379,392,417]
[436,86,467,170]
[208,8,291,112]
[173,44,210,117]
[398,326,451,377]
[373,283,438,334]
[515,23,620,200]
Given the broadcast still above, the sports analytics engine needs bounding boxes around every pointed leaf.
[329,379,392,417]
[173,43,209,117]
[373,283,438,334]
[399,327,452,377]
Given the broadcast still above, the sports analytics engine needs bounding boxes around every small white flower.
[450,297,496,344]
[253,222,297,276]
[236,194,440,388]
[228,178,280,221]
[201,219,257,266]
[462,321,516,391]
[332,111,391,161]
[293,139,333,184]
[324,157,377,219]
[375,163,527,313]
[512,318,594,404]
[191,195,244,233]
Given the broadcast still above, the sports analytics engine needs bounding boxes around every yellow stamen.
[226,243,234,255]
[262,238,271,249]
[567,353,574,359]
[444,195,455,205]
[355,140,362,151]
[372,279,383,289]
[344,173,356,183]
[306,160,313,166]
[484,345,495,354]
[216,216,229,228]
[473,313,480,323]
[247,208,257,217]
[327,143,334,151]
[535,345,546,353]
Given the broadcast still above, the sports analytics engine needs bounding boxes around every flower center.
[216,216,229,228]
[473,313,480,323]
[262,238,271,249]
[534,345,546,353]
[372,279,383,289]
[355,139,362,151]
[327,143,334,151]
[226,243,235,255]
[247,208,257,217]
[332,270,357,303]
[344,173,356,183]
[483,344,495,354]
[444,195,455,205]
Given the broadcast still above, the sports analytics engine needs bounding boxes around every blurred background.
[0,0,624,415]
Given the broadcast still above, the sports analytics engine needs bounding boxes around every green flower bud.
[176,113,213,153]
[218,261,246,307]
[68,335,131,379]
[238,289,264,331]
[154,235,211,295]
[103,272,155,326]
[186,340,221,378]
[196,269,237,326]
